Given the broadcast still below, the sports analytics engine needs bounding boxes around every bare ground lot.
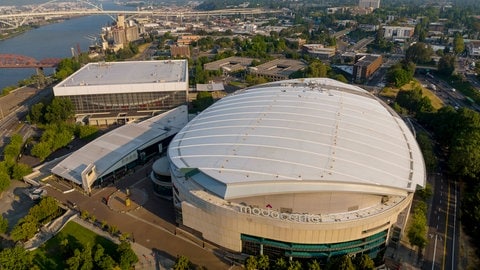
[0,180,35,234]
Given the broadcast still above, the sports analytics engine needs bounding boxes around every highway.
[423,171,459,270]
[0,85,52,149]
[413,73,464,270]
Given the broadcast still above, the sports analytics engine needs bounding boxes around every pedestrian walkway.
[24,209,77,250]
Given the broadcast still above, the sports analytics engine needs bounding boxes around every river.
[0,1,135,90]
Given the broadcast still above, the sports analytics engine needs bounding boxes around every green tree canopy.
[306,60,330,78]
[405,42,433,64]
[453,33,465,54]
[353,254,375,270]
[192,91,214,112]
[0,246,35,270]
[0,171,10,193]
[437,54,456,77]
[12,163,32,181]
[0,215,8,234]
[386,61,416,88]
[44,97,74,124]
[116,240,138,270]
[407,203,428,252]
[10,215,38,242]
[28,102,45,124]
[173,255,192,270]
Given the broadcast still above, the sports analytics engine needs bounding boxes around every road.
[423,170,459,270]
[0,85,51,149]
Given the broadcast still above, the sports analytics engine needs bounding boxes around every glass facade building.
[66,91,187,114]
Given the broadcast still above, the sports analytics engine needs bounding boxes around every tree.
[273,257,288,270]
[44,97,74,124]
[245,256,258,270]
[76,124,98,140]
[3,134,23,161]
[28,102,45,124]
[287,260,302,270]
[437,54,456,76]
[257,254,269,270]
[29,196,59,223]
[192,91,214,112]
[0,171,10,193]
[462,184,480,239]
[453,33,465,54]
[0,246,35,270]
[10,215,38,242]
[353,254,375,270]
[416,132,437,172]
[306,60,329,78]
[308,259,321,270]
[448,131,480,178]
[387,68,410,88]
[116,240,138,270]
[31,141,52,161]
[97,255,116,270]
[386,61,415,88]
[12,163,32,181]
[405,42,433,64]
[173,255,192,270]
[327,255,355,270]
[66,249,83,270]
[407,204,428,256]
[0,215,8,234]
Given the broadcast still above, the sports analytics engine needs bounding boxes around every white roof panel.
[52,105,188,186]
[168,78,426,199]
[57,60,187,87]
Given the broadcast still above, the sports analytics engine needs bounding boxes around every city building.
[382,26,415,41]
[248,59,307,81]
[358,24,380,32]
[467,40,480,57]
[353,54,383,83]
[168,78,425,260]
[359,0,381,9]
[177,35,201,46]
[103,14,140,51]
[170,45,190,58]
[53,60,189,126]
[51,105,188,193]
[301,44,336,60]
[204,56,255,75]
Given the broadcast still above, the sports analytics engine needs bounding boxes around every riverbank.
[0,27,32,41]
[0,16,84,41]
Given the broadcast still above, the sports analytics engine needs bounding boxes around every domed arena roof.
[168,78,425,199]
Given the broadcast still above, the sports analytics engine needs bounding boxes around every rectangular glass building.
[53,60,188,125]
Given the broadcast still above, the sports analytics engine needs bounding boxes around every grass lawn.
[33,221,119,270]
[379,80,444,110]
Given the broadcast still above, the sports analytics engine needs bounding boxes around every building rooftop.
[204,56,255,72]
[249,59,307,78]
[51,105,188,186]
[56,60,187,88]
[169,78,425,200]
[354,54,382,67]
